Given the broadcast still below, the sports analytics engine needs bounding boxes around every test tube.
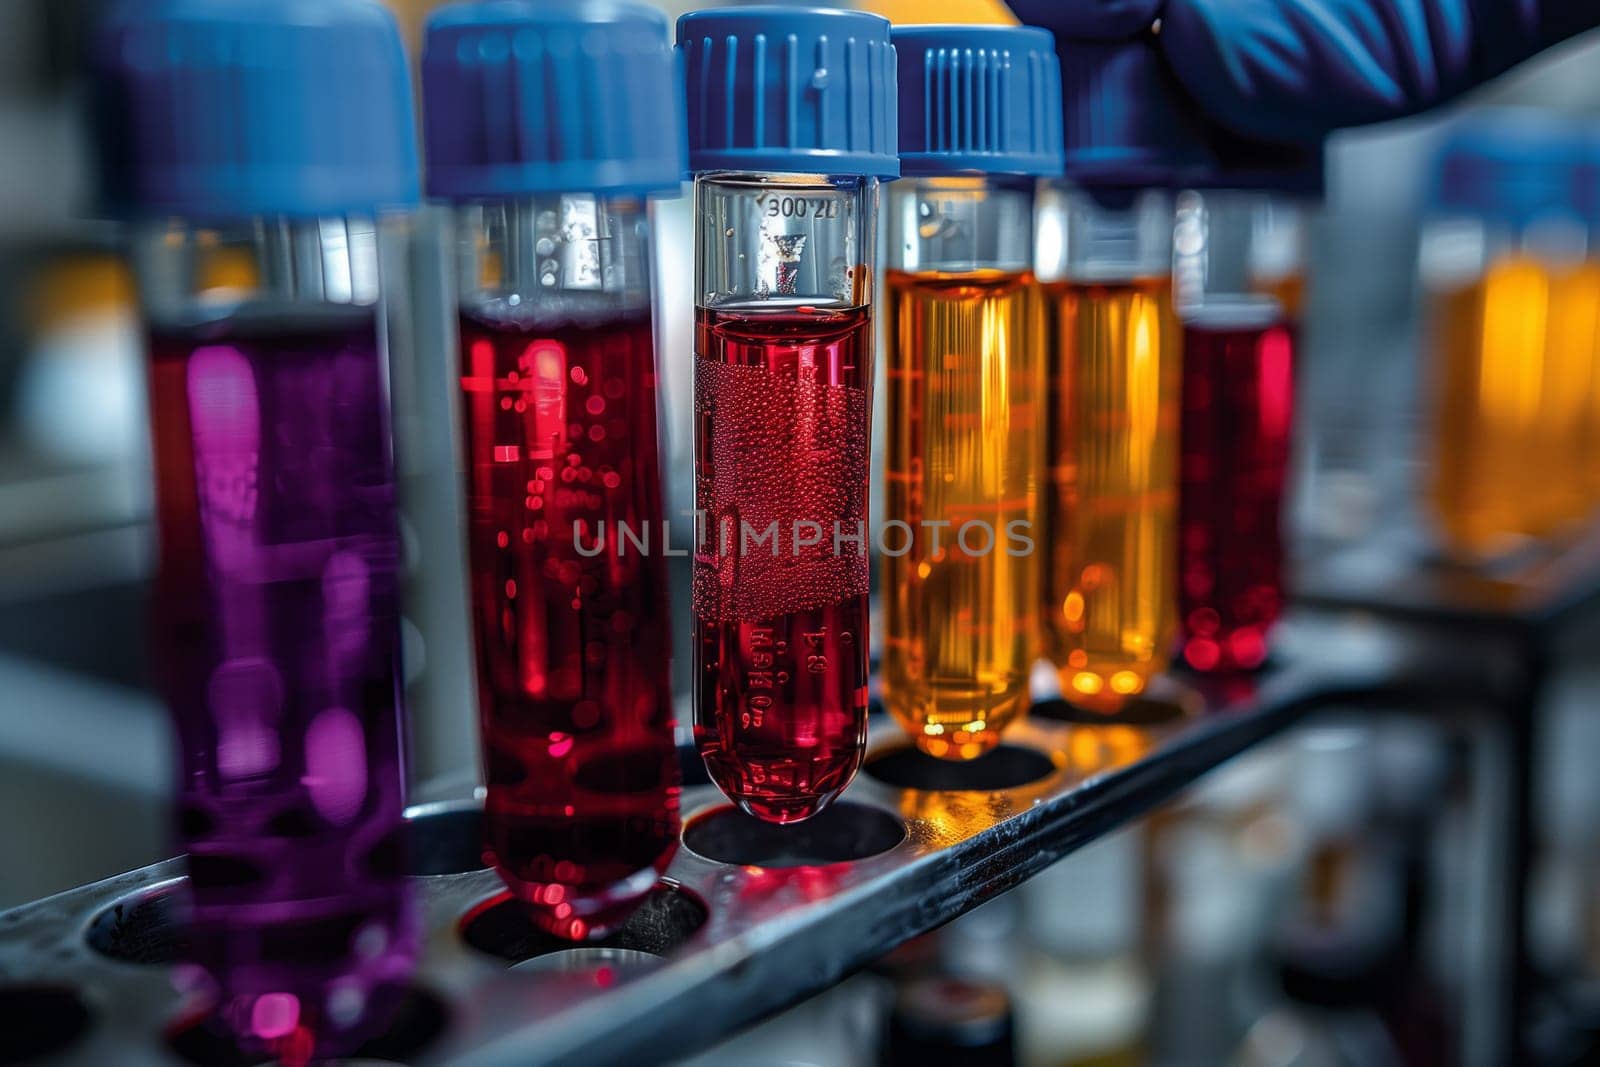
[1421,115,1600,559]
[1172,183,1310,673]
[1034,31,1204,711]
[678,7,898,822]
[422,0,684,940]
[882,26,1062,759]
[92,1,420,1058]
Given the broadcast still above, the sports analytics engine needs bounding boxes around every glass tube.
[1174,191,1298,673]
[1038,185,1180,710]
[692,172,876,823]
[133,214,418,1061]
[883,176,1043,759]
[452,194,680,939]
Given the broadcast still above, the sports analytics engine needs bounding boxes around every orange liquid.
[883,269,1044,759]
[1043,277,1181,710]
[1429,257,1600,556]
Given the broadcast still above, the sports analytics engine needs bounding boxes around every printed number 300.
[764,197,840,219]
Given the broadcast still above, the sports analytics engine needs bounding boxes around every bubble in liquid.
[691,359,870,623]
[305,707,368,825]
[250,993,301,1040]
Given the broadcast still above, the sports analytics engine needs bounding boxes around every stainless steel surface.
[0,614,1400,1066]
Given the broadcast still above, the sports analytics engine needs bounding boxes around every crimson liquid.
[148,306,417,1061]
[458,308,680,939]
[692,306,872,823]
[1177,302,1296,672]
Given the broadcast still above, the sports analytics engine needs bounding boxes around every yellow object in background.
[1042,277,1180,711]
[196,244,260,294]
[883,269,1045,759]
[27,256,135,332]
[1429,257,1600,556]
[854,0,1018,25]
[1545,263,1600,526]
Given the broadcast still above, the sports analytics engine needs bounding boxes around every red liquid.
[1177,304,1296,672]
[458,308,680,939]
[693,306,872,823]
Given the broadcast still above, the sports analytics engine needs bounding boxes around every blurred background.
[4,1,1600,1064]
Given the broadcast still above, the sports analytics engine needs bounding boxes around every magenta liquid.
[1177,304,1296,673]
[692,306,872,824]
[147,306,417,1062]
[458,308,680,940]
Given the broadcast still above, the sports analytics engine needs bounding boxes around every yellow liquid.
[1042,277,1180,711]
[883,269,1045,759]
[1430,257,1600,556]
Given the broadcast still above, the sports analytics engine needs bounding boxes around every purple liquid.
[147,305,417,1063]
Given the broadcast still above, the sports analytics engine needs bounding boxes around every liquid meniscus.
[883,269,1043,759]
[693,305,872,823]
[1043,277,1181,710]
[1178,302,1295,673]
[148,306,417,1062]
[458,308,680,940]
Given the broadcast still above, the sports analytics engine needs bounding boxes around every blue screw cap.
[423,0,686,200]
[1051,33,1210,188]
[892,25,1064,179]
[1431,111,1588,228]
[678,6,899,179]
[91,0,420,221]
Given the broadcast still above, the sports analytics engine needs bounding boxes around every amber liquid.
[1429,258,1600,556]
[1043,277,1181,710]
[883,269,1043,758]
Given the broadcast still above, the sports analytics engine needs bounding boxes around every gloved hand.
[1009,0,1600,142]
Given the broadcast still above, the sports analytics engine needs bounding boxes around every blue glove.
[1010,0,1600,142]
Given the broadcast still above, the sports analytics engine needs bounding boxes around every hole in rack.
[404,801,489,876]
[1030,693,1191,727]
[460,885,706,965]
[865,744,1056,792]
[682,802,905,868]
[0,986,92,1065]
[165,986,448,1067]
[86,882,186,965]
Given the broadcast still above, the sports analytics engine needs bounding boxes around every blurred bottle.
[1421,113,1600,559]
[883,976,1017,1067]
[92,1,422,1059]
[1173,187,1304,673]
[1036,29,1206,711]
[14,255,144,469]
[1014,833,1151,1067]
[1145,744,1299,1064]
[1038,181,1179,710]
[1237,727,1455,1067]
